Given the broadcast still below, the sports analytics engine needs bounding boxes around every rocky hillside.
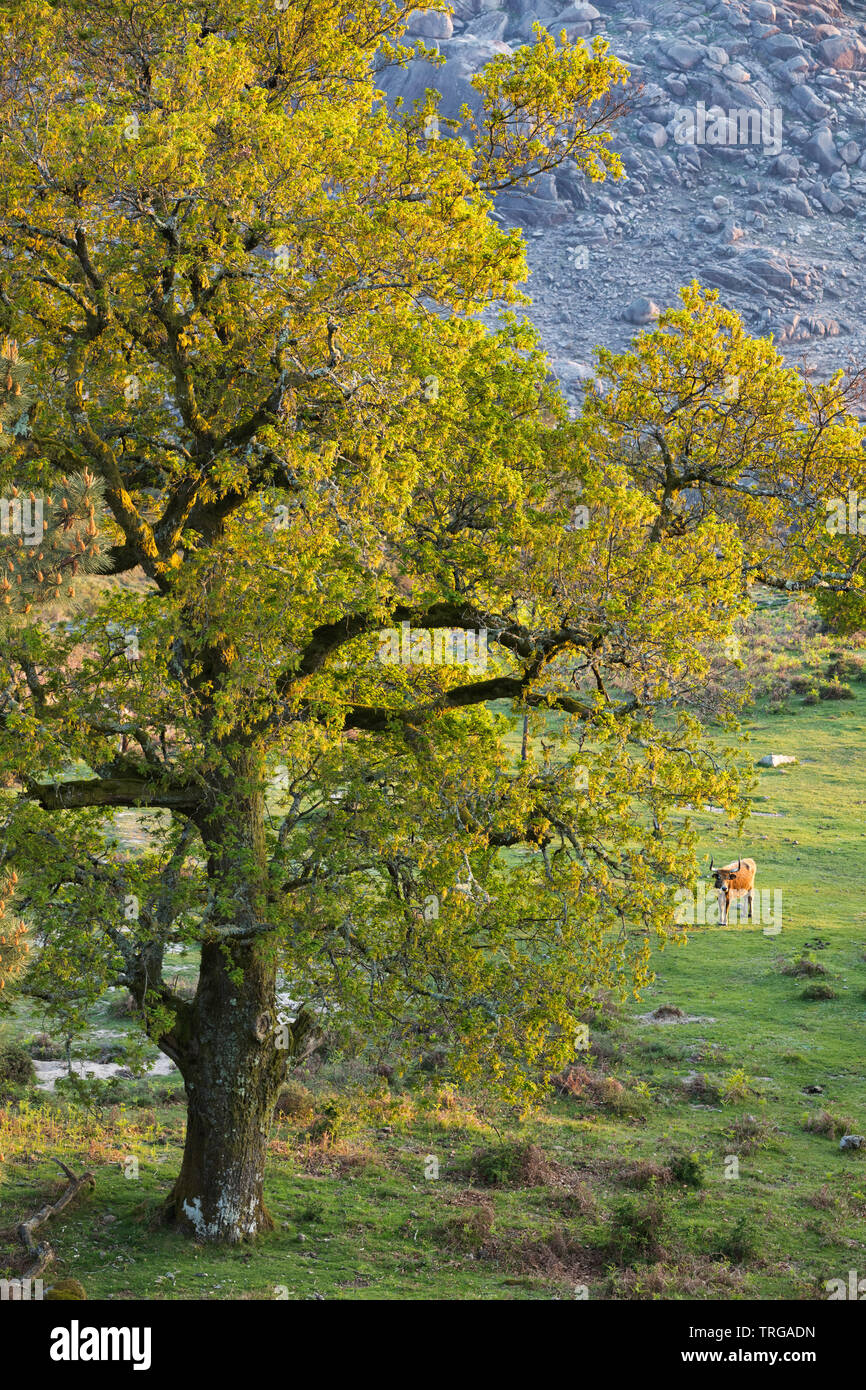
[383,0,866,405]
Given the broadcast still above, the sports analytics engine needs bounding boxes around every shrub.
[607,1195,675,1266]
[803,1110,856,1140]
[726,1114,782,1154]
[0,1043,35,1088]
[578,992,622,1032]
[306,1097,353,1144]
[436,1203,494,1252]
[44,1279,87,1301]
[710,1212,760,1263]
[419,1049,447,1072]
[274,1079,315,1121]
[26,1032,66,1060]
[777,954,826,978]
[588,1031,621,1064]
[805,1185,836,1212]
[106,990,139,1019]
[800,982,837,1001]
[468,1142,555,1188]
[669,1151,705,1188]
[722,1068,756,1104]
[826,655,866,682]
[515,1227,593,1278]
[681,1072,721,1105]
[554,1065,649,1117]
[789,675,815,695]
[617,1159,673,1189]
[818,680,855,701]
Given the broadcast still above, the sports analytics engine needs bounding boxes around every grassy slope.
[1,691,865,1300]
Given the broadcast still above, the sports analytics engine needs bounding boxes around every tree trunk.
[164,937,284,1242]
[163,757,285,1242]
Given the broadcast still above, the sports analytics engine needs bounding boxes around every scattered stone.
[804,128,843,173]
[622,295,661,324]
[756,753,797,766]
[666,39,708,70]
[818,36,866,72]
[772,152,800,179]
[406,8,454,39]
[777,185,813,216]
[641,122,668,148]
[558,2,601,20]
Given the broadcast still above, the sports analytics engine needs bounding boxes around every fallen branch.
[16,1158,95,1279]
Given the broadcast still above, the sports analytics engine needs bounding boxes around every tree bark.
[162,757,285,1242]
[163,936,284,1242]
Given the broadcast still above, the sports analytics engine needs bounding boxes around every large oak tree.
[1,1,863,1242]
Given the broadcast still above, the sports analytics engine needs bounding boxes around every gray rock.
[761,33,805,60]
[793,86,832,121]
[783,53,809,75]
[406,8,454,39]
[466,11,509,40]
[777,186,813,216]
[818,35,866,72]
[695,213,722,232]
[839,1135,865,1150]
[819,187,845,213]
[787,122,812,146]
[756,754,797,767]
[641,123,669,148]
[841,139,861,165]
[497,190,569,226]
[377,36,511,120]
[804,128,843,174]
[665,40,708,71]
[772,152,799,179]
[557,2,600,20]
[744,255,794,288]
[703,263,750,293]
[623,296,661,324]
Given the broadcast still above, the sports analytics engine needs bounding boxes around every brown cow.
[710,856,757,926]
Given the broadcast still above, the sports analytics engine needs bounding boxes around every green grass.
[3,690,866,1299]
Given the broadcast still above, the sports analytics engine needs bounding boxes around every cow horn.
[737,857,741,872]
[710,857,714,873]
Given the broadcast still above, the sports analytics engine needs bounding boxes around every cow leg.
[718,888,728,926]
[748,889,754,922]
